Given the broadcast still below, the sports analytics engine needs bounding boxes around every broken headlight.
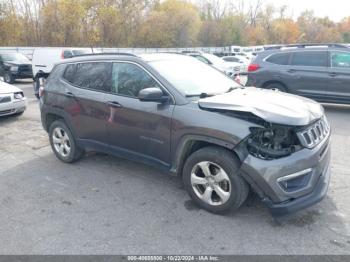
[247,126,301,160]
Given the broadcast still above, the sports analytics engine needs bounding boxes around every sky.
[264,0,350,22]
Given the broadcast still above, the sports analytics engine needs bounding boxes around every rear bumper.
[263,160,331,216]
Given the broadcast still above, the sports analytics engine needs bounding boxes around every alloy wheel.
[52,127,71,158]
[190,161,231,206]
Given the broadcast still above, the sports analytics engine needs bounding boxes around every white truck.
[32,48,93,98]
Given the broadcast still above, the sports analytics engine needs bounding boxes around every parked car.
[222,56,249,74]
[247,44,350,104]
[0,52,33,84]
[32,48,93,98]
[40,53,331,217]
[0,81,27,117]
[187,52,236,76]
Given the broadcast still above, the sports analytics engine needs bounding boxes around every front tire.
[183,146,249,214]
[49,120,84,163]
[4,72,14,84]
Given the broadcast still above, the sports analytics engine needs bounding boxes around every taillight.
[39,86,44,98]
[248,64,260,72]
[61,51,64,59]
[38,78,46,98]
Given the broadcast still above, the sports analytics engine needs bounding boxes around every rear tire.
[183,146,249,214]
[264,83,286,92]
[49,120,84,163]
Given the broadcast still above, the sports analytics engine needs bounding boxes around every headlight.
[14,92,24,99]
[10,66,19,72]
[247,126,301,160]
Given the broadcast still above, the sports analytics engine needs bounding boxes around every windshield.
[1,53,30,63]
[149,57,240,97]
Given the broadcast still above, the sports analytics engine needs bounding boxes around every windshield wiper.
[186,93,214,98]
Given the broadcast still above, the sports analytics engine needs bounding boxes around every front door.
[104,62,174,166]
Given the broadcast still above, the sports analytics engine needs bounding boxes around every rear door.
[104,62,174,166]
[61,62,112,143]
[327,50,350,103]
[286,51,328,99]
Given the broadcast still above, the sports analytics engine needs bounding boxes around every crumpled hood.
[0,81,23,94]
[198,87,324,126]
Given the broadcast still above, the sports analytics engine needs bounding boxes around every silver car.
[0,81,27,117]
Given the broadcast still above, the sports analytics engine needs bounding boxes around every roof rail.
[74,52,137,57]
[264,43,349,51]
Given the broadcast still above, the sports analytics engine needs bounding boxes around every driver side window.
[111,62,160,97]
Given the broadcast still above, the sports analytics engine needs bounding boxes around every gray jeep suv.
[40,53,331,217]
[247,44,350,104]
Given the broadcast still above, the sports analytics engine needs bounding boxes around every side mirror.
[138,87,169,103]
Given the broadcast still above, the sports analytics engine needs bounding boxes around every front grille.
[0,96,11,104]
[19,64,32,74]
[19,64,32,71]
[297,116,330,148]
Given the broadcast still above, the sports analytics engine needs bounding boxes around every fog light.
[277,168,313,192]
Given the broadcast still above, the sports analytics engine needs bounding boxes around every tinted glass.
[63,64,76,83]
[111,63,160,97]
[331,51,350,68]
[63,50,73,59]
[266,53,290,65]
[291,51,327,67]
[70,62,112,92]
[72,49,92,56]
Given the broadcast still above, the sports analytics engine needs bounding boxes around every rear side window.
[266,53,290,65]
[64,62,112,92]
[331,51,350,68]
[63,64,76,83]
[291,51,327,67]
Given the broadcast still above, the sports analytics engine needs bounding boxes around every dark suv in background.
[0,52,33,84]
[247,44,350,104]
[40,53,331,217]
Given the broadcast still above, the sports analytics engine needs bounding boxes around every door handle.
[65,92,75,98]
[329,72,337,77]
[287,69,296,73]
[107,101,123,108]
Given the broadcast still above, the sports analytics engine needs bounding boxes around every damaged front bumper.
[240,132,331,217]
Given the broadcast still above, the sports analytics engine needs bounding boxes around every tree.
[137,0,201,47]
[271,19,300,44]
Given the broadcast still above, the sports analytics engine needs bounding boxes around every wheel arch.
[262,80,288,91]
[42,108,77,138]
[171,135,244,177]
